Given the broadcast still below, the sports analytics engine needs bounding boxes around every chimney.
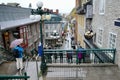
[7,3,20,7]
[56,9,59,14]
[50,9,53,13]
[44,8,47,11]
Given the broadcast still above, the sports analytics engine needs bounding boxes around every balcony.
[114,18,120,26]
[76,0,93,16]
[76,5,86,14]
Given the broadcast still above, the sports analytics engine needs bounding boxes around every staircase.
[0,46,15,64]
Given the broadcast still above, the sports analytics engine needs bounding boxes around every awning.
[0,18,39,30]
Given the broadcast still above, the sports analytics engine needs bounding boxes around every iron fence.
[43,48,116,64]
[0,72,30,80]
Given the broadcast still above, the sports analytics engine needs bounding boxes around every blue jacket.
[14,46,24,58]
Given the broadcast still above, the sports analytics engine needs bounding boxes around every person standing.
[54,53,57,63]
[13,45,24,71]
[67,52,73,63]
[59,53,63,63]
[78,52,82,64]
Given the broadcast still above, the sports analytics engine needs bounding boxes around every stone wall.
[92,0,120,67]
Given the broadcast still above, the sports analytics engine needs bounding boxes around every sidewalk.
[0,61,16,75]
[1,61,120,80]
[46,63,120,80]
[25,61,41,80]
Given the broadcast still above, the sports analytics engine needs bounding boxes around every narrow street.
[0,24,119,80]
[61,23,72,50]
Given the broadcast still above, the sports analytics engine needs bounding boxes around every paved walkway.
[1,61,120,80]
[0,61,16,75]
[46,63,120,80]
[25,61,41,80]
[0,61,42,80]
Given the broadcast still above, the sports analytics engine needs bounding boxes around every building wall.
[77,15,85,47]
[44,23,62,48]
[76,0,87,48]
[27,23,40,53]
[92,0,120,67]
[0,5,40,54]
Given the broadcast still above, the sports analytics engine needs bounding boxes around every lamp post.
[30,1,51,76]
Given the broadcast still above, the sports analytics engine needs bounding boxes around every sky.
[0,0,75,14]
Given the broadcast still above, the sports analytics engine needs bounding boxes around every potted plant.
[84,30,94,40]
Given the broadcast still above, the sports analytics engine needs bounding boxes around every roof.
[0,18,39,30]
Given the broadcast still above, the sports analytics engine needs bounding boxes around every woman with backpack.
[13,44,24,71]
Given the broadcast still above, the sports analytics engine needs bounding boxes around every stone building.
[91,0,120,67]
[75,0,93,48]
[74,0,120,67]
[0,4,40,54]
[44,12,63,48]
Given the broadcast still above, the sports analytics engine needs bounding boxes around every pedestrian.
[67,52,73,63]
[66,53,69,63]
[13,44,24,71]
[59,53,63,63]
[78,52,82,64]
[69,52,73,63]
[54,53,57,63]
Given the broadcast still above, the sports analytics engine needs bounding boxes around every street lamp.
[30,1,51,76]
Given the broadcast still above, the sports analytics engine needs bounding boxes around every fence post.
[76,50,78,64]
[113,49,116,64]
[24,72,27,80]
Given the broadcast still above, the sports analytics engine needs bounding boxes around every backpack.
[13,49,19,58]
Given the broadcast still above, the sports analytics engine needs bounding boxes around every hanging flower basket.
[84,31,94,40]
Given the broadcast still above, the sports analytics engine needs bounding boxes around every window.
[99,0,105,15]
[108,33,116,49]
[35,24,38,33]
[29,25,32,35]
[19,26,28,48]
[46,32,48,37]
[106,32,117,59]
[93,0,96,14]
[46,25,48,29]
[97,29,103,46]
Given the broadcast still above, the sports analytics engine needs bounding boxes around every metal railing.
[26,48,116,80]
[0,72,30,80]
[43,48,116,64]
[0,48,114,80]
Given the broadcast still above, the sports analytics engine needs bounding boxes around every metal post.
[40,20,44,62]
[36,59,39,80]
[30,5,49,76]
[113,49,116,64]
[40,20,47,76]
